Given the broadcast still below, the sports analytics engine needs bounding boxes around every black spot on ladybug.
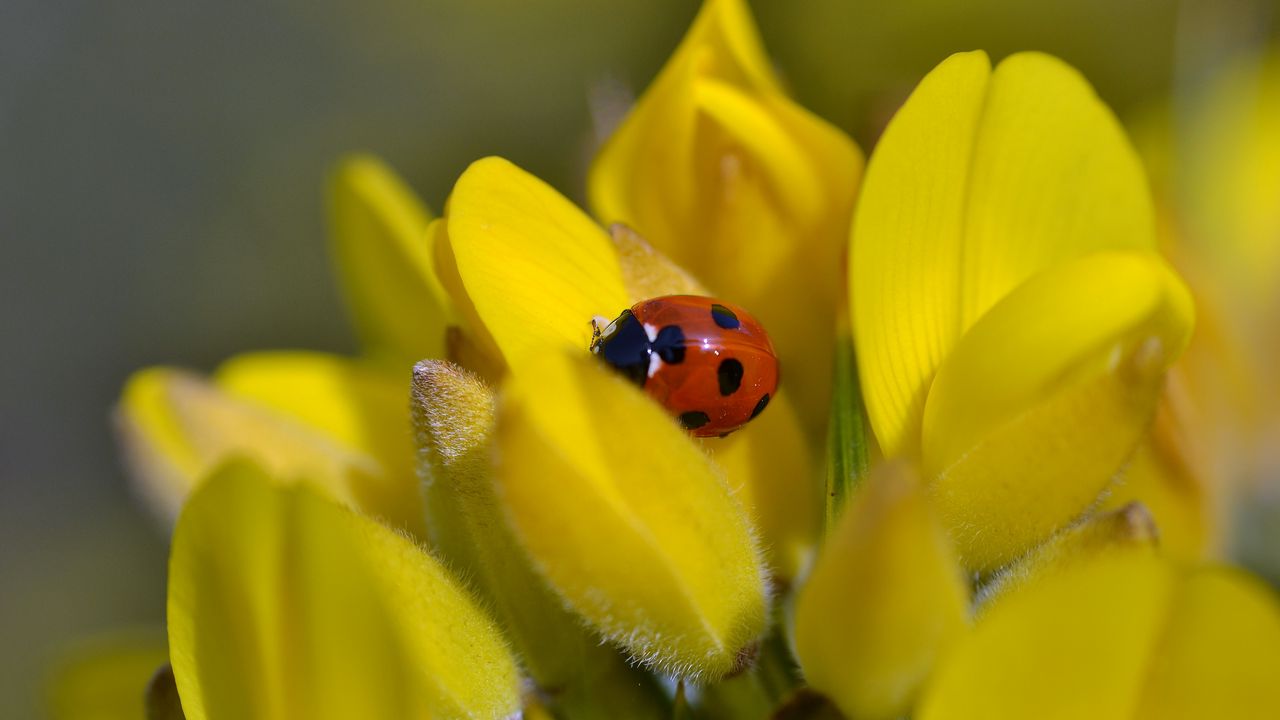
[710,304,741,329]
[750,393,770,419]
[653,324,687,364]
[679,411,710,430]
[718,358,744,396]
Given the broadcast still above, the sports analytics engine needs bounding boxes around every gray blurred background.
[0,0,1266,716]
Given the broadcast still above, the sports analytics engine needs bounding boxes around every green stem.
[824,326,871,533]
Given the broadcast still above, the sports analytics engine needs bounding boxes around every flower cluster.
[54,1,1280,718]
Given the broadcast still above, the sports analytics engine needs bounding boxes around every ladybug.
[590,295,779,437]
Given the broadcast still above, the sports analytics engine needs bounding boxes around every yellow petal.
[1134,566,1280,719]
[495,350,767,680]
[590,0,862,434]
[328,154,451,366]
[213,351,415,479]
[1102,377,1220,561]
[921,252,1194,570]
[168,461,519,720]
[851,50,992,457]
[609,223,709,301]
[853,51,1156,457]
[919,550,1175,720]
[710,390,819,582]
[444,156,630,375]
[117,355,424,535]
[977,503,1159,614]
[45,630,168,720]
[793,463,969,720]
[410,361,668,718]
[956,53,1154,323]
[919,552,1280,720]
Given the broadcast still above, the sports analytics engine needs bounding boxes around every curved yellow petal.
[117,355,424,535]
[168,461,519,720]
[328,155,451,366]
[710,391,819,582]
[410,361,668,718]
[590,0,781,241]
[45,630,168,720]
[445,157,630,375]
[853,51,1157,458]
[919,552,1280,720]
[794,463,969,720]
[921,252,1193,570]
[495,351,767,680]
[590,0,862,434]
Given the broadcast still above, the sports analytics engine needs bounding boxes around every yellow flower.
[431,155,770,679]
[166,460,520,719]
[411,361,669,716]
[116,156,445,538]
[851,50,1195,571]
[94,1,1280,716]
[590,0,864,437]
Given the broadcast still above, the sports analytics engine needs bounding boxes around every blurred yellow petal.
[919,550,1173,720]
[45,630,168,720]
[590,0,862,434]
[495,351,767,680]
[117,355,424,535]
[853,51,1157,458]
[977,503,1159,614]
[590,0,781,243]
[328,154,451,365]
[444,156,629,375]
[1181,51,1280,308]
[922,252,1193,570]
[1147,50,1280,496]
[794,463,969,720]
[411,361,668,718]
[168,461,519,720]
[213,351,415,479]
[1102,377,1220,561]
[919,551,1280,720]
[1134,567,1280,719]
[711,391,819,582]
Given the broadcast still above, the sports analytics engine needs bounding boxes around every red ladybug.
[590,295,779,437]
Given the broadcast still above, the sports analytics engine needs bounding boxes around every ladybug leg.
[589,315,610,354]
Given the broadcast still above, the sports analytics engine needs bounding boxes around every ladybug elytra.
[590,295,779,437]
